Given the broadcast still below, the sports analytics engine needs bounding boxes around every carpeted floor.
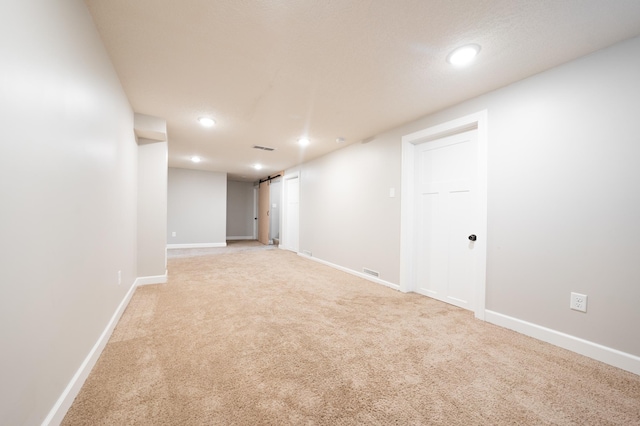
[166,239,277,259]
[63,243,640,425]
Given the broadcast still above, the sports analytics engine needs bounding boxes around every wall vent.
[302,250,312,257]
[252,145,276,151]
[362,268,379,277]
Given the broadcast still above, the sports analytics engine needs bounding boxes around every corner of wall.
[42,281,139,425]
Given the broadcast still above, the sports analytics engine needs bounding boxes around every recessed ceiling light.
[298,137,310,146]
[191,156,201,163]
[198,117,215,127]
[253,164,263,170]
[447,44,481,67]
[336,137,345,144]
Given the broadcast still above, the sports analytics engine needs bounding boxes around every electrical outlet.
[171,231,176,237]
[570,292,587,312]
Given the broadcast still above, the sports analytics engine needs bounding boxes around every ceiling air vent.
[252,145,276,151]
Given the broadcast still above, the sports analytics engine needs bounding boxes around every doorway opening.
[269,177,281,245]
[281,172,300,253]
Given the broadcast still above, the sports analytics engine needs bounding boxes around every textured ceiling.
[85,0,640,181]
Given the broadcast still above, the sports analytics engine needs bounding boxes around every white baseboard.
[298,253,400,291]
[485,310,640,376]
[226,236,254,241]
[166,242,227,249]
[42,281,138,425]
[135,271,167,286]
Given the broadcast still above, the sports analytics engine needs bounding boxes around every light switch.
[389,188,395,198]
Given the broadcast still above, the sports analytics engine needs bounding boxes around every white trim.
[485,310,640,376]
[135,271,167,286]
[166,242,227,249]
[400,110,488,320]
[226,236,255,241]
[298,253,400,291]
[42,282,138,426]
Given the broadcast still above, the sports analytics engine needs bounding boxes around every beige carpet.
[166,240,277,259]
[63,244,640,425]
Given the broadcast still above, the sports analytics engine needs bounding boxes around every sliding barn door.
[258,181,270,245]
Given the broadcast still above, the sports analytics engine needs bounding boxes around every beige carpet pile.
[63,242,640,425]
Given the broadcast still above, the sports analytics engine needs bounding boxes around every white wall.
[137,141,168,278]
[290,135,402,283]
[0,1,138,424]
[291,35,640,362]
[226,180,255,239]
[167,168,227,246]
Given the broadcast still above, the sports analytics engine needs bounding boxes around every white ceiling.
[85,0,640,182]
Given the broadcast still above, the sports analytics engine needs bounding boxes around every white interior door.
[415,130,478,310]
[253,186,258,239]
[282,174,299,252]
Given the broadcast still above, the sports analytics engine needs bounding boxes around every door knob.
[468,234,477,241]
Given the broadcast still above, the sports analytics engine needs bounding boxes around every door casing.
[400,110,488,320]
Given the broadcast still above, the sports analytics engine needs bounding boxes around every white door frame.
[253,186,258,240]
[281,171,300,252]
[400,110,488,320]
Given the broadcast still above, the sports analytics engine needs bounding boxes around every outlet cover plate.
[570,292,587,312]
